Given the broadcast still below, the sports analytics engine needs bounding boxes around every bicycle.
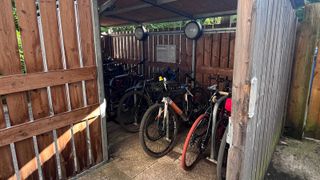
[117,71,206,133]
[180,78,232,178]
[104,59,145,117]
[139,78,208,158]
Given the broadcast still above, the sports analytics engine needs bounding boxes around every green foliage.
[101,15,236,34]
[12,0,26,73]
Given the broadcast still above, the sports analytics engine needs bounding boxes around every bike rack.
[207,95,228,164]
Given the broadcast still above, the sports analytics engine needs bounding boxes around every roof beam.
[101,0,177,16]
[99,0,117,14]
[108,15,141,24]
[141,0,194,19]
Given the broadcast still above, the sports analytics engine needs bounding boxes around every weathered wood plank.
[226,0,255,179]
[0,67,97,95]
[287,3,320,139]
[305,40,320,138]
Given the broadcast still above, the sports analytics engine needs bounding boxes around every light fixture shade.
[184,21,203,40]
[135,26,147,41]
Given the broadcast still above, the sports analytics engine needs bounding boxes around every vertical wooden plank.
[15,0,57,179]
[196,36,205,84]
[0,100,15,180]
[220,33,230,68]
[39,0,72,177]
[59,0,88,173]
[226,0,255,179]
[211,33,221,68]
[0,1,38,179]
[78,0,103,164]
[203,34,212,86]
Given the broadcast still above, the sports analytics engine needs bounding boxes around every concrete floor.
[74,121,320,180]
[265,137,320,180]
[76,121,216,180]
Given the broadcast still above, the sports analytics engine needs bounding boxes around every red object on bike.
[225,98,232,112]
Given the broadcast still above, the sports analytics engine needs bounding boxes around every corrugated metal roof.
[99,0,238,26]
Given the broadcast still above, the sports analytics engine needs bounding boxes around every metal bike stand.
[206,95,228,164]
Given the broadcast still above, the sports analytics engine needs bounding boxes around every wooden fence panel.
[227,0,298,179]
[105,28,235,85]
[286,3,320,139]
[0,0,104,179]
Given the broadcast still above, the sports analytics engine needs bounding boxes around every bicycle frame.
[159,88,193,140]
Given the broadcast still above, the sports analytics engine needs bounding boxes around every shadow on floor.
[77,121,217,180]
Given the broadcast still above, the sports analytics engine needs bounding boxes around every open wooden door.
[0,0,107,179]
[227,0,298,179]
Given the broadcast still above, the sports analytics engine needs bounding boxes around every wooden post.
[286,3,320,139]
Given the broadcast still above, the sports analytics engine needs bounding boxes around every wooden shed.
[0,0,303,179]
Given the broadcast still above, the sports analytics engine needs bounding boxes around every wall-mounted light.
[134,26,147,41]
[184,21,203,40]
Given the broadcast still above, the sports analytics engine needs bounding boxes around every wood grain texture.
[287,3,320,139]
[59,0,88,172]
[0,104,100,147]
[15,0,56,179]
[305,40,320,138]
[227,0,298,179]
[0,101,15,180]
[0,67,97,95]
[0,1,38,179]
[39,0,71,177]
[78,0,103,164]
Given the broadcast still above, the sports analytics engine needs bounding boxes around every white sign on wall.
[156,45,176,63]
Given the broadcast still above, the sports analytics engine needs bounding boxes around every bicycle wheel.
[139,103,178,158]
[117,90,152,133]
[217,127,229,180]
[181,113,210,170]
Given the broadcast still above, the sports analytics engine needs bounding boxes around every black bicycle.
[180,78,232,180]
[117,72,207,133]
[104,59,145,117]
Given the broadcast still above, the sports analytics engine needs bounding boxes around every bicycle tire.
[139,103,178,158]
[181,113,209,170]
[117,90,152,133]
[217,127,228,180]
